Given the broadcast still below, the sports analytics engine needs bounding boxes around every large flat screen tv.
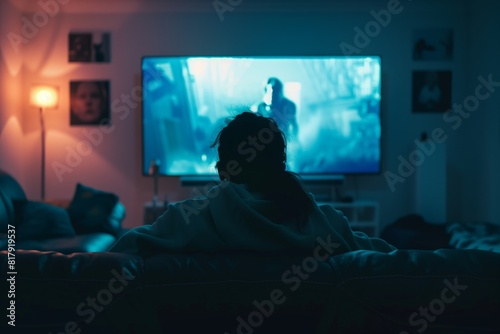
[142,56,381,180]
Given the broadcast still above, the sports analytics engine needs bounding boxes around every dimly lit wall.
[0,0,498,229]
[0,1,25,185]
[459,0,500,223]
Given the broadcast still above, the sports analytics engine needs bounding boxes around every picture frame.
[412,28,453,61]
[68,32,111,63]
[69,80,111,126]
[92,32,111,63]
[68,33,92,62]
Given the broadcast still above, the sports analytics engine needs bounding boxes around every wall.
[460,0,500,223]
[2,0,495,229]
[0,1,25,185]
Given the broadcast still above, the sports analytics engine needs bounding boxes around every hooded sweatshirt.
[108,180,396,255]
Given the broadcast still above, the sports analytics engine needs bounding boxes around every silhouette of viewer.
[108,111,396,255]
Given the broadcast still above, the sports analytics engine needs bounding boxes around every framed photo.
[68,33,92,62]
[92,32,111,62]
[412,29,453,61]
[70,80,111,126]
[68,32,111,63]
[412,70,452,113]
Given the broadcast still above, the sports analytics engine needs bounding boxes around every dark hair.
[211,112,313,225]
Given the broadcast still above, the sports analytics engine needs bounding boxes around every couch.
[0,169,126,253]
[1,246,499,334]
[2,168,499,333]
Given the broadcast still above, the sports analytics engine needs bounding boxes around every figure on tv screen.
[108,112,396,255]
[70,81,110,126]
[256,77,298,139]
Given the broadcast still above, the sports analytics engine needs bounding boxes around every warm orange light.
[30,85,59,109]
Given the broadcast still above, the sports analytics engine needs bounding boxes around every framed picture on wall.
[412,70,452,113]
[92,32,111,62]
[68,33,92,62]
[68,32,111,63]
[412,28,453,61]
[70,80,111,126]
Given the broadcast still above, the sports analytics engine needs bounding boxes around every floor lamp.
[30,85,58,201]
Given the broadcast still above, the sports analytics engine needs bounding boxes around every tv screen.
[142,56,381,178]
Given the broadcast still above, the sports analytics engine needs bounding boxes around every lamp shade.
[31,85,58,109]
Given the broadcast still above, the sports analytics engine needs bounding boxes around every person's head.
[264,77,284,105]
[211,112,313,224]
[212,112,286,184]
[70,81,107,124]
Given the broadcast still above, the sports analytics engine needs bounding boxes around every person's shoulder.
[283,97,296,109]
[316,201,345,218]
[169,180,237,205]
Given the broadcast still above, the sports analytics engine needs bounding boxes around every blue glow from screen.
[142,56,381,176]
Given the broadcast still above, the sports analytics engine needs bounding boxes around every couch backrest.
[1,249,500,333]
[0,169,26,232]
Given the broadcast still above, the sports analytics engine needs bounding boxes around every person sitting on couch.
[108,112,395,255]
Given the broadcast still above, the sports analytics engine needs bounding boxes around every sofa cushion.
[447,221,500,253]
[67,183,124,236]
[14,200,76,240]
[0,169,27,232]
[381,214,450,249]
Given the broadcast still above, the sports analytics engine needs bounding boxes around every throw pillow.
[13,200,77,240]
[67,183,123,235]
